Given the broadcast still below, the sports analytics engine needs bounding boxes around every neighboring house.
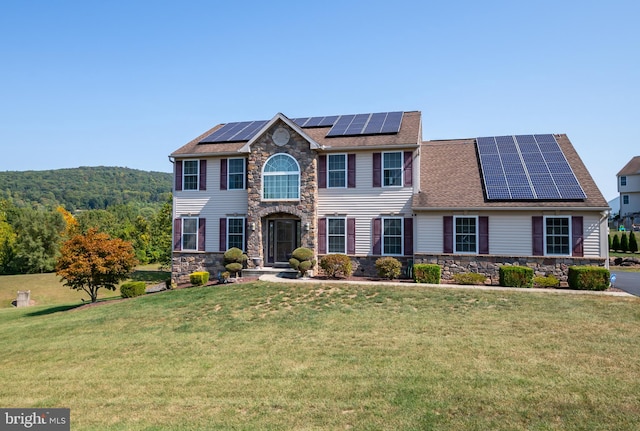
[617,156,640,228]
[170,111,609,284]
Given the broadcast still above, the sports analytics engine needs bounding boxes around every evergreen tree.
[11,207,65,273]
[608,234,612,250]
[612,234,621,251]
[620,232,629,253]
[629,231,638,254]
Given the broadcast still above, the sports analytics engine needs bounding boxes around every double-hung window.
[454,216,478,253]
[383,152,402,186]
[182,218,198,250]
[228,158,245,190]
[327,218,346,254]
[545,216,570,255]
[263,154,300,200]
[227,217,245,250]
[328,154,346,188]
[621,176,627,186]
[623,195,629,205]
[183,160,199,190]
[383,218,403,255]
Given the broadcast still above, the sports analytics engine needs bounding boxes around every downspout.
[600,210,610,269]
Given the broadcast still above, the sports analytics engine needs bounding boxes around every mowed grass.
[0,281,639,430]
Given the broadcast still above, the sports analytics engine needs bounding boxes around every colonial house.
[617,156,640,228]
[170,111,609,284]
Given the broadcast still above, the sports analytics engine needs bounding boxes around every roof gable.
[617,156,640,176]
[239,113,321,153]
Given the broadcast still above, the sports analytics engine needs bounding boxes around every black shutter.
[220,158,227,191]
[404,217,413,256]
[173,218,182,250]
[403,151,413,187]
[198,218,206,251]
[347,154,356,188]
[199,160,207,191]
[318,218,326,254]
[479,216,489,254]
[175,161,183,191]
[318,155,327,189]
[572,216,584,257]
[219,218,227,252]
[372,218,382,254]
[532,216,544,256]
[373,153,381,187]
[443,216,453,253]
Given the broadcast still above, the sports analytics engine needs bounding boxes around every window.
[383,218,403,255]
[263,154,300,200]
[621,176,627,186]
[383,152,402,186]
[454,216,478,253]
[545,216,570,255]
[183,160,199,190]
[228,158,245,190]
[623,195,629,205]
[328,154,346,188]
[182,218,198,250]
[327,218,346,253]
[227,218,245,250]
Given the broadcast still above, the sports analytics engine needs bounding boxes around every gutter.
[412,206,612,212]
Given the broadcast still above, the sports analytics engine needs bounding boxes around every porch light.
[305,222,310,232]
[251,222,256,231]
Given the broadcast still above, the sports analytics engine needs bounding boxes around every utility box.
[16,290,30,307]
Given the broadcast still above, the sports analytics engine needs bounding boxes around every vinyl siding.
[174,157,248,252]
[318,153,414,255]
[414,210,606,258]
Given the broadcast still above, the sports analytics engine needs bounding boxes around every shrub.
[453,272,486,285]
[289,247,316,277]
[608,233,612,251]
[375,257,402,280]
[568,266,610,291]
[319,254,353,278]
[224,247,247,277]
[630,231,638,253]
[120,281,146,298]
[189,271,210,286]
[499,266,534,288]
[534,275,560,288]
[413,264,440,284]
[611,234,620,251]
[620,233,629,253]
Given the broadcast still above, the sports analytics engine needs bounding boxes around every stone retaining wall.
[414,253,608,285]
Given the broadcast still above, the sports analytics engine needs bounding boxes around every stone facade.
[245,122,318,267]
[414,253,608,285]
[172,252,224,284]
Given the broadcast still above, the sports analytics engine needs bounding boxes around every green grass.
[0,265,170,308]
[0,280,639,430]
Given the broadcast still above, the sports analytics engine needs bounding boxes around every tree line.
[0,166,174,275]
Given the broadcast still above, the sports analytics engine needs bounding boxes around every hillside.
[0,166,172,210]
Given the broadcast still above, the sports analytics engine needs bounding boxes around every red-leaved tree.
[56,228,138,302]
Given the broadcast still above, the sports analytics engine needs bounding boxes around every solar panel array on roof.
[199,112,405,143]
[477,134,587,201]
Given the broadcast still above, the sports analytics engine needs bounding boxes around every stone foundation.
[172,252,225,284]
[318,255,414,279]
[414,253,608,285]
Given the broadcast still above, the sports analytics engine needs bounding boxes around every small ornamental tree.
[620,232,629,253]
[224,247,248,278]
[56,228,138,303]
[629,231,638,254]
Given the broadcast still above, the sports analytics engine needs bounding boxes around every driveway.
[611,271,640,297]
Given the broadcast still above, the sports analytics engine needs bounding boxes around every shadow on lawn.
[128,270,170,284]
[25,303,84,316]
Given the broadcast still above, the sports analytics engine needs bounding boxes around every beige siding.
[414,213,443,253]
[583,213,603,258]
[488,214,532,256]
[174,157,248,252]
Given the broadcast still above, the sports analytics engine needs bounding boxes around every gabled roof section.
[238,113,321,153]
[617,156,640,176]
[413,134,608,210]
[169,110,421,158]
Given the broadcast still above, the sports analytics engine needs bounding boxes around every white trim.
[227,157,246,190]
[262,153,301,201]
[181,217,199,251]
[382,217,403,256]
[327,153,347,189]
[327,217,347,254]
[543,215,572,256]
[226,217,246,251]
[382,151,403,187]
[453,215,479,254]
[182,159,200,191]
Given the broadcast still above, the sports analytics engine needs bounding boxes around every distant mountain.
[0,166,172,211]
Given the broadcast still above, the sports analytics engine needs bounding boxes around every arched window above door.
[262,154,300,200]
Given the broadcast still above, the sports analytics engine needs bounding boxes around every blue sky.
[1,0,637,201]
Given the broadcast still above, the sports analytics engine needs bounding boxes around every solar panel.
[200,120,269,143]
[476,134,586,201]
[327,111,403,137]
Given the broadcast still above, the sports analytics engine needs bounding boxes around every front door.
[267,219,300,264]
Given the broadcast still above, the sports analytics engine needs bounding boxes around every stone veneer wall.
[414,253,607,285]
[172,252,224,284]
[245,123,318,266]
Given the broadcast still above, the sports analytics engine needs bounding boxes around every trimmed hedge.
[453,272,486,285]
[375,257,402,280]
[319,254,353,278]
[499,266,534,288]
[533,275,560,288]
[413,264,440,284]
[120,281,146,298]
[189,271,210,286]
[568,266,610,291]
[289,247,316,277]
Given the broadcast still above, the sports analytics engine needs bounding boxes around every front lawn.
[0,281,639,430]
